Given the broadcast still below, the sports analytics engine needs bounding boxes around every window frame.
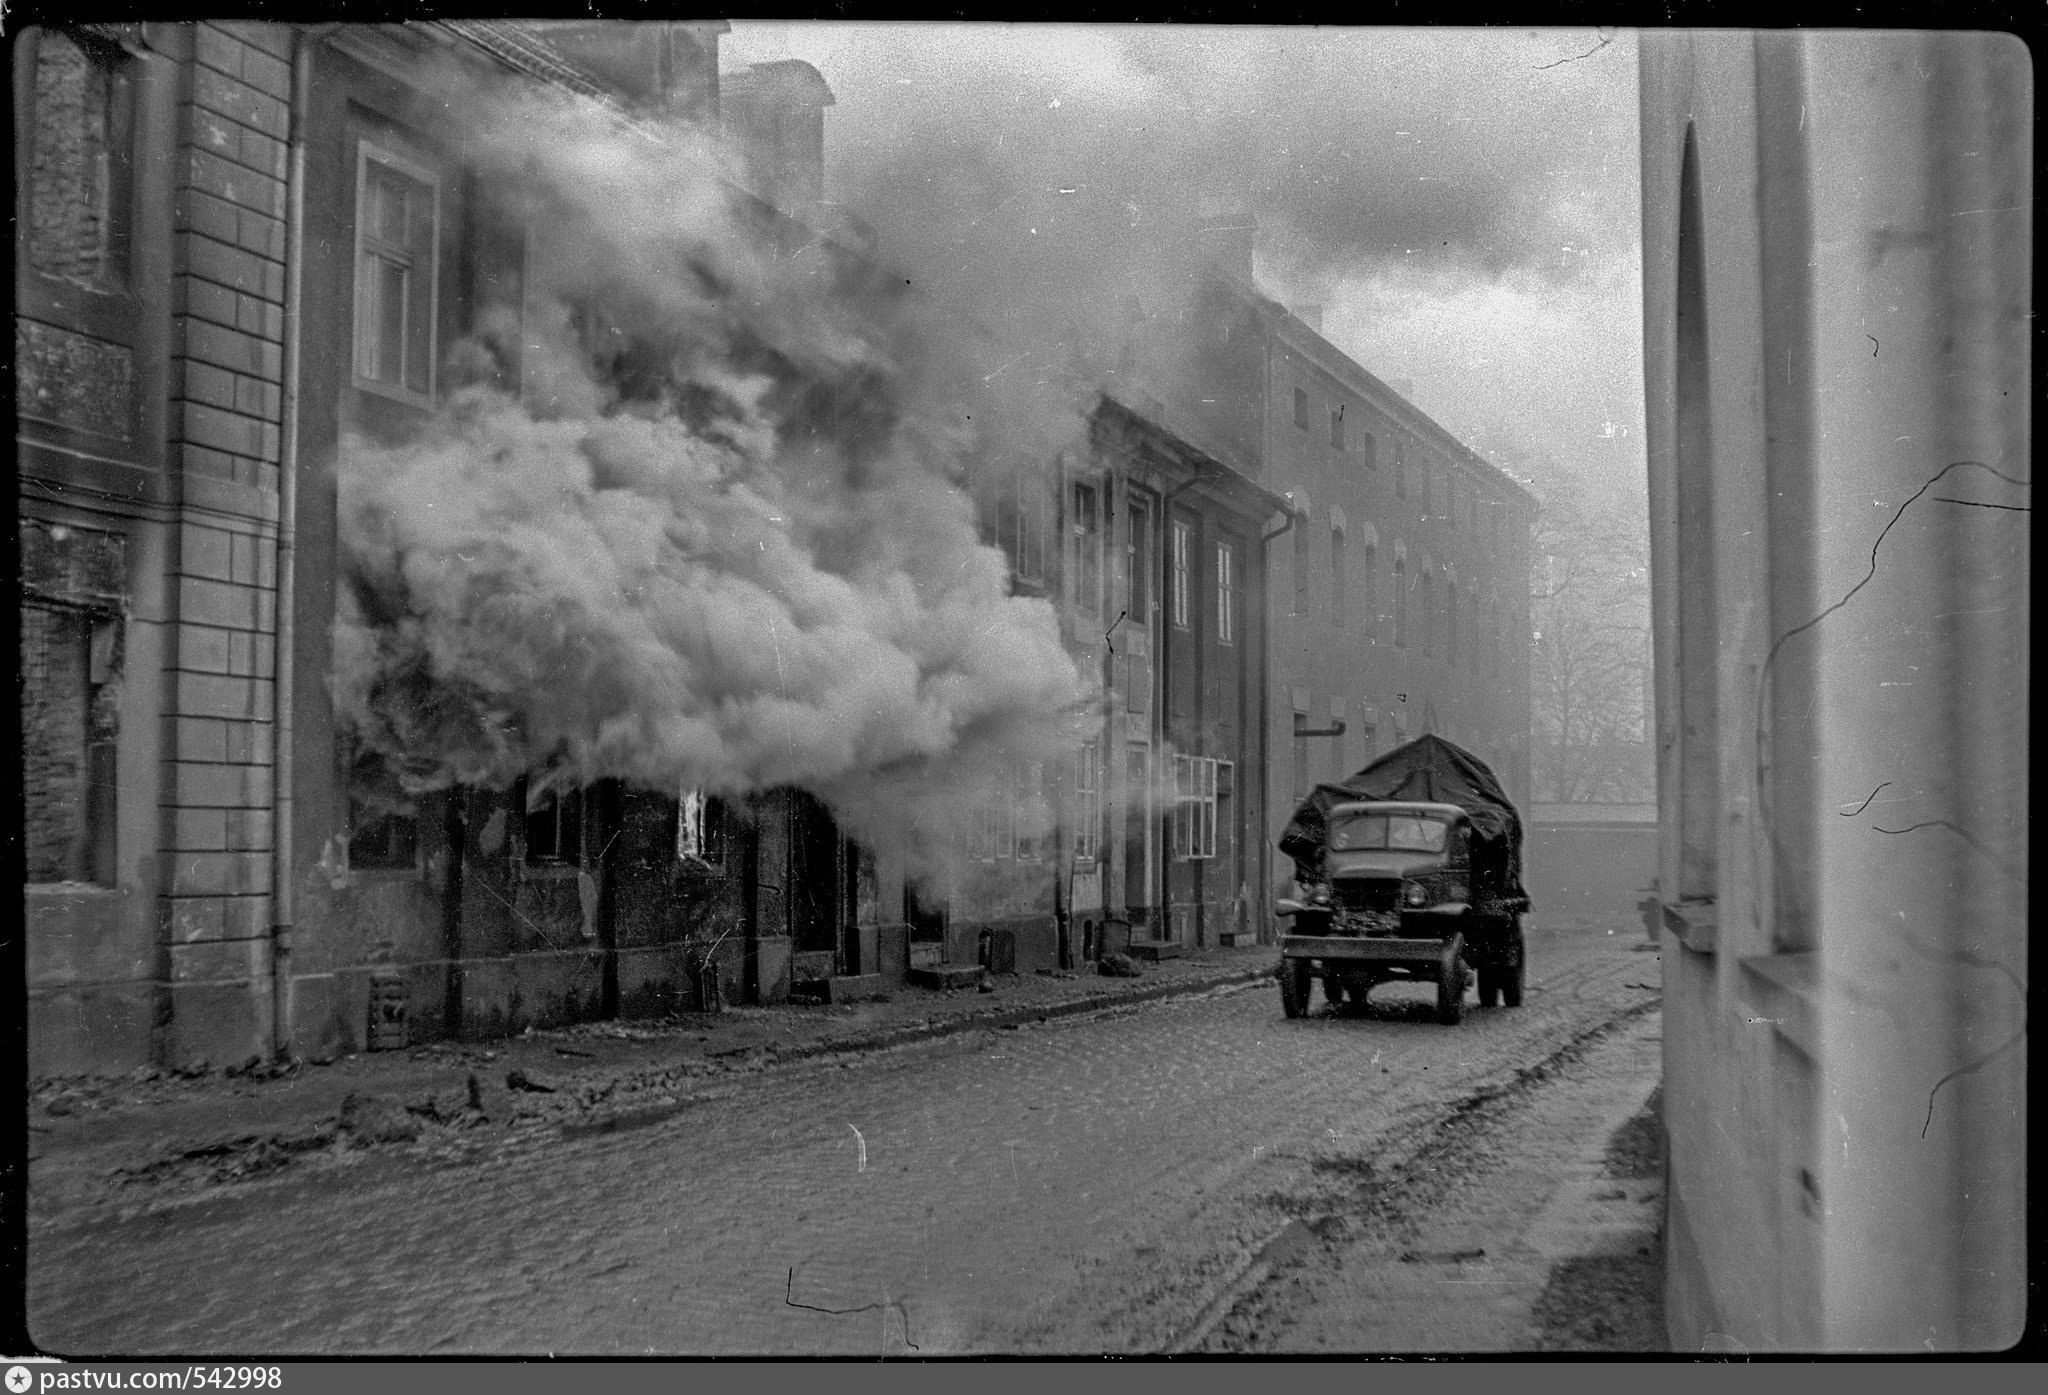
[1215,538,1236,646]
[677,788,729,872]
[1171,754,1223,861]
[1071,478,1102,617]
[351,139,442,410]
[1330,405,1345,450]
[1170,517,1192,630]
[1292,385,1310,430]
[1330,527,1347,629]
[1073,740,1102,863]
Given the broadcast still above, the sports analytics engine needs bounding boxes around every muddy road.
[29,922,1661,1356]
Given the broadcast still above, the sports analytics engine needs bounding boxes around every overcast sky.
[724,23,1646,508]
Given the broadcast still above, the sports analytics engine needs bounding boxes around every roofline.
[1093,390,1294,518]
[1223,280,1540,511]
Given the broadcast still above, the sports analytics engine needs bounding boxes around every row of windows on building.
[985,470,1246,646]
[964,747,1232,867]
[1290,529,1509,671]
[1289,386,1509,540]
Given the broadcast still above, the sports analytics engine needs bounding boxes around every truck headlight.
[1403,881,1429,907]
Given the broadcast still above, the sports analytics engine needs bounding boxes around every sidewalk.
[27,944,1278,1215]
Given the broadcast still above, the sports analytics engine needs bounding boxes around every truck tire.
[1280,958,1313,1018]
[1436,934,1467,1026]
[1502,923,1526,1007]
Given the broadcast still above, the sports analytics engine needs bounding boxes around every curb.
[560,963,1276,1139]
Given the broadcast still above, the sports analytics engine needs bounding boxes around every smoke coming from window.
[332,72,1097,875]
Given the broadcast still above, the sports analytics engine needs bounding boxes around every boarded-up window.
[27,30,133,288]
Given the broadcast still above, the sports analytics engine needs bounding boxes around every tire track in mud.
[1178,990,1664,1353]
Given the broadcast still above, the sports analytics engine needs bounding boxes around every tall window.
[677,789,729,869]
[1393,556,1408,647]
[1292,524,1309,615]
[1170,519,1192,629]
[1362,432,1377,471]
[995,465,1051,587]
[1394,441,1407,498]
[1421,572,1436,657]
[1073,741,1102,862]
[23,604,121,884]
[524,782,583,865]
[1447,583,1459,666]
[1330,406,1345,449]
[1449,476,1461,529]
[27,30,134,288]
[1293,386,1309,429]
[1071,480,1102,616]
[1171,754,1222,860]
[1014,762,1045,862]
[1467,585,1481,671]
[1215,540,1236,646]
[354,143,440,404]
[1362,543,1379,642]
[1330,527,1347,628]
[520,782,585,860]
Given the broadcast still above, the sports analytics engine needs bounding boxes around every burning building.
[18,19,1106,1070]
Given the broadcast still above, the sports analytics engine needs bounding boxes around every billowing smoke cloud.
[333,72,1096,873]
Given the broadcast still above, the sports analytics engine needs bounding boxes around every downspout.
[1259,503,1297,943]
[271,24,339,1060]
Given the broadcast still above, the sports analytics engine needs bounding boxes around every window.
[1362,543,1378,641]
[1449,477,1461,529]
[677,789,729,869]
[1073,741,1102,862]
[348,797,419,872]
[1170,519,1191,629]
[523,781,583,865]
[1171,754,1222,860]
[1215,540,1236,646]
[1015,762,1046,862]
[1071,480,1102,616]
[1330,528,1347,628]
[27,29,134,288]
[995,465,1051,587]
[1362,432,1377,471]
[1293,386,1309,429]
[1447,583,1459,667]
[1394,440,1407,498]
[23,603,121,884]
[1422,572,1436,656]
[1393,555,1408,647]
[354,143,441,404]
[1467,586,1481,671]
[1292,524,1309,614]
[1330,405,1345,449]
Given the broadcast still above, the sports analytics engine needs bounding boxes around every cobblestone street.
[29,922,1661,1356]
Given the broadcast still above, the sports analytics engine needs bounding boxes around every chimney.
[1289,304,1323,334]
[720,60,836,213]
[533,21,729,124]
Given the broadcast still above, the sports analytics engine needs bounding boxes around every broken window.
[523,781,583,865]
[677,788,729,870]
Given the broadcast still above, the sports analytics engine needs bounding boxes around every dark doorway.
[789,790,843,968]
[905,882,947,944]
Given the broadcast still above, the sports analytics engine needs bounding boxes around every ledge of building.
[1737,950,1819,1061]
[1660,897,1717,954]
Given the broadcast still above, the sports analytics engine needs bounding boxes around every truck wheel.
[1476,967,1501,1008]
[1502,925,1527,1007]
[1280,959,1313,1018]
[1436,935,1467,1026]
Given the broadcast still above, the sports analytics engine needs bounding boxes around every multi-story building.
[1640,31,2027,1350]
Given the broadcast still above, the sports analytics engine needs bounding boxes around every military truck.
[1274,734,1531,1025]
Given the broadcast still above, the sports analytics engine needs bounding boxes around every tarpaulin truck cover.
[1278,733,1530,907]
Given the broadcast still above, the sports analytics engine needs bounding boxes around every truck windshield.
[1329,815,1449,853]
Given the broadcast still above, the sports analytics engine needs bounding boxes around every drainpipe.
[1258,502,1298,942]
[271,24,340,1060]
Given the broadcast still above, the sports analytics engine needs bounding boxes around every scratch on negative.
[1533,30,1613,69]
[785,1268,919,1349]
[849,1123,867,1172]
[1837,782,1890,817]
